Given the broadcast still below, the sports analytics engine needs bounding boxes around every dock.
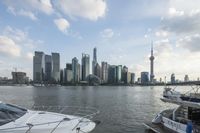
[143,122,176,133]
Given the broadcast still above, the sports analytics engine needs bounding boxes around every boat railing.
[31,105,100,120]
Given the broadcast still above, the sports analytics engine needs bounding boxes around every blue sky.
[0,0,200,81]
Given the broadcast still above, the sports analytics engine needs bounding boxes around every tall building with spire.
[149,42,155,83]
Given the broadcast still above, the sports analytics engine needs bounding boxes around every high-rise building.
[44,55,52,81]
[77,63,81,82]
[141,72,149,84]
[65,63,73,83]
[131,73,135,84]
[149,42,155,83]
[101,62,109,83]
[122,66,128,83]
[108,65,117,83]
[127,72,131,84]
[82,53,90,81]
[171,73,176,84]
[94,63,101,78]
[72,57,79,83]
[184,75,189,82]
[60,69,64,83]
[92,47,97,75]
[116,65,122,83]
[66,70,73,83]
[52,53,60,82]
[66,63,72,70]
[33,51,45,82]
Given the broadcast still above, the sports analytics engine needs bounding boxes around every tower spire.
[151,41,153,56]
[150,41,155,83]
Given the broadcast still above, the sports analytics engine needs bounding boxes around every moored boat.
[144,86,200,133]
[0,101,99,133]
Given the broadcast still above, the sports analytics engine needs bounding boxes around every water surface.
[0,86,189,133]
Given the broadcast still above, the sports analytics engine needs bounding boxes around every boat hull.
[162,117,186,133]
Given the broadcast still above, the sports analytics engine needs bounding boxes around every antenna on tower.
[13,67,17,72]
[151,41,153,55]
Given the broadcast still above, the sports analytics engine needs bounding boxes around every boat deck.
[143,122,177,133]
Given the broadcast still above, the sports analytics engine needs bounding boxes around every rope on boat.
[50,117,70,133]
[25,123,33,133]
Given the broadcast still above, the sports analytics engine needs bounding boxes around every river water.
[0,85,190,133]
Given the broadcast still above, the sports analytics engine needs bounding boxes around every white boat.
[145,86,200,133]
[0,101,99,133]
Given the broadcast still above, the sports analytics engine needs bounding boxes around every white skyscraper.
[52,53,60,82]
[82,53,90,81]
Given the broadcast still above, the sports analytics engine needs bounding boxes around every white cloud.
[4,0,54,15]
[3,26,42,49]
[53,0,107,21]
[155,30,169,37]
[168,8,184,17]
[0,60,4,65]
[54,18,70,32]
[169,0,200,13]
[0,36,21,57]
[176,34,200,52]
[26,52,34,60]
[18,9,37,20]
[160,9,200,35]
[100,28,114,38]
[8,7,37,21]
[132,38,200,80]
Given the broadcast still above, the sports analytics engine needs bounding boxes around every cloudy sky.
[0,0,200,81]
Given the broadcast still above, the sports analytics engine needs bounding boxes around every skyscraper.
[82,53,90,81]
[149,42,155,83]
[94,63,101,78]
[101,61,109,83]
[33,51,45,82]
[116,65,122,83]
[92,47,97,75]
[72,57,79,83]
[44,55,52,81]
[108,65,117,83]
[184,75,189,82]
[171,73,176,84]
[52,53,60,82]
[131,73,135,84]
[141,72,149,84]
[65,63,73,83]
[122,66,128,83]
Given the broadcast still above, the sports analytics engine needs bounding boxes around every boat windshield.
[0,103,27,126]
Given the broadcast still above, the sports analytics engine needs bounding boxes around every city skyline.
[0,0,200,80]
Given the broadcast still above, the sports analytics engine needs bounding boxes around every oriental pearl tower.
[150,42,155,83]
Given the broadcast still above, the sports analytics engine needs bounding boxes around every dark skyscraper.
[72,57,79,83]
[92,47,97,75]
[44,55,52,81]
[141,72,149,84]
[149,42,155,83]
[171,73,176,84]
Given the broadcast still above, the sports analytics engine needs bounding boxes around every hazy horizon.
[0,0,200,81]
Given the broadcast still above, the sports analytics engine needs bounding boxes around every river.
[0,85,190,133]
